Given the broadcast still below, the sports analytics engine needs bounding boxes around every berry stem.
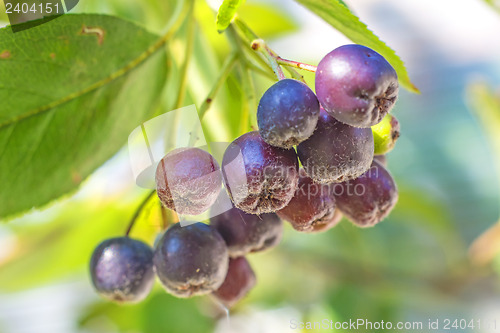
[160,204,178,230]
[238,62,256,134]
[226,23,279,81]
[198,52,238,119]
[125,190,157,237]
[225,25,260,133]
[160,205,169,230]
[251,39,286,80]
[173,0,196,110]
[283,66,307,84]
[233,18,315,81]
[276,57,317,72]
[245,62,276,80]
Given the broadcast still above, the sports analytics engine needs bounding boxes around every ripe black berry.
[333,159,398,227]
[210,202,283,257]
[257,79,320,149]
[155,147,222,215]
[297,109,374,184]
[153,222,229,298]
[213,257,256,308]
[277,168,339,233]
[90,237,154,303]
[221,131,299,214]
[315,44,399,128]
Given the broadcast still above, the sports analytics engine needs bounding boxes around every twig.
[173,0,196,109]
[198,52,238,119]
[251,39,285,80]
[125,190,157,236]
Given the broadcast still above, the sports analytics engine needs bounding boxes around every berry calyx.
[210,200,283,257]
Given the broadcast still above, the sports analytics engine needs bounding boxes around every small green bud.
[371,114,400,155]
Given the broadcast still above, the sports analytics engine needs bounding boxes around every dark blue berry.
[90,237,154,303]
[257,79,320,149]
[153,222,229,298]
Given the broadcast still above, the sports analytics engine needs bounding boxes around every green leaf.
[483,0,500,13]
[293,0,419,93]
[0,14,168,218]
[216,0,244,32]
[337,0,349,8]
[237,3,298,38]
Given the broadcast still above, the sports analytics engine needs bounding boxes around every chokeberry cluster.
[90,44,401,308]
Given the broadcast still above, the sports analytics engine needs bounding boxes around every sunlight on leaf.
[237,3,298,38]
[216,0,244,32]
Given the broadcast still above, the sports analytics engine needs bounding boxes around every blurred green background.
[2,0,500,332]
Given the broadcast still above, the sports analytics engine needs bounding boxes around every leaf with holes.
[0,14,168,219]
[294,0,419,93]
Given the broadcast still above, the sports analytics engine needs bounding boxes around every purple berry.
[315,44,399,128]
[221,131,299,214]
[213,257,256,308]
[90,237,154,303]
[333,160,398,227]
[297,109,374,184]
[310,209,343,233]
[277,169,339,233]
[210,202,283,257]
[257,79,320,149]
[155,147,222,215]
[153,222,229,298]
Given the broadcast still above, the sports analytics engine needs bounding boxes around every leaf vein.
[0,19,178,131]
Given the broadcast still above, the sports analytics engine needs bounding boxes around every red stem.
[276,57,317,72]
